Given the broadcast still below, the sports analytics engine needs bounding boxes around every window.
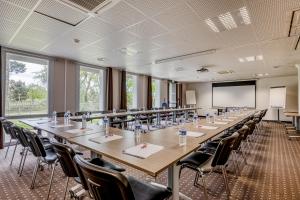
[152,79,160,108]
[5,53,49,116]
[169,82,176,108]
[126,74,137,109]
[79,66,104,111]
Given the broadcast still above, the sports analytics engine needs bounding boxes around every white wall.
[186,75,298,121]
[256,76,298,121]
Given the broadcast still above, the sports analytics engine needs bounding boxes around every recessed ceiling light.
[265,73,269,76]
[205,18,220,32]
[218,12,237,30]
[239,58,245,62]
[239,7,251,25]
[245,56,255,62]
[256,73,263,77]
[205,7,251,32]
[256,55,263,60]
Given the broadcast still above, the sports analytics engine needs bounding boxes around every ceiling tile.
[0,18,20,45]
[153,3,200,31]
[98,1,146,29]
[126,19,168,39]
[77,17,118,38]
[125,0,183,17]
[1,0,39,10]
[0,0,29,23]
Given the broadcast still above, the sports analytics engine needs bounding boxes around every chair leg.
[19,148,29,176]
[31,158,40,189]
[47,160,58,200]
[200,175,208,200]
[232,151,240,177]
[10,142,19,166]
[63,177,70,200]
[221,166,230,199]
[18,147,25,173]
[5,139,12,158]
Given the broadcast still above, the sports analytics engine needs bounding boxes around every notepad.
[89,134,123,144]
[65,128,99,134]
[187,131,205,138]
[123,143,164,159]
[50,124,73,128]
[198,125,218,130]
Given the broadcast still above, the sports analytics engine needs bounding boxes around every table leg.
[173,111,177,124]
[168,164,192,200]
[185,111,188,120]
[292,116,295,126]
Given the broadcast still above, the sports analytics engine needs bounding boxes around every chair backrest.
[11,126,28,147]
[244,120,256,135]
[51,142,79,178]
[23,129,46,157]
[211,133,238,167]
[2,121,16,139]
[74,155,135,200]
[75,111,91,116]
[232,125,249,150]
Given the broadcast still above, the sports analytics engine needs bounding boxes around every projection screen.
[212,81,256,108]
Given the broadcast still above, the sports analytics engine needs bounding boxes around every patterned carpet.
[0,122,300,200]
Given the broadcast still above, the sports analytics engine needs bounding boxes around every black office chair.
[56,112,73,117]
[2,121,17,159]
[23,130,58,189]
[178,133,238,199]
[74,155,172,200]
[48,142,125,200]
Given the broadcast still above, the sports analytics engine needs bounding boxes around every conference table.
[19,110,256,200]
[284,111,300,130]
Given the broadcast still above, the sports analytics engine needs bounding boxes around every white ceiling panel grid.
[1,0,39,10]
[0,0,300,82]
[98,1,146,29]
[0,0,29,23]
[126,19,168,39]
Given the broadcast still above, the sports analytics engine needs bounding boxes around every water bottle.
[178,127,187,146]
[113,108,116,114]
[193,113,198,125]
[64,111,68,124]
[67,110,71,121]
[87,112,91,120]
[134,121,141,138]
[103,116,109,135]
[52,111,57,123]
[206,113,210,123]
[82,114,87,129]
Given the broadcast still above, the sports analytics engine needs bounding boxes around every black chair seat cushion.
[90,157,125,172]
[44,148,58,164]
[179,152,212,167]
[128,176,172,200]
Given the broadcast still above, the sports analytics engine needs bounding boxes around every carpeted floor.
[0,122,300,200]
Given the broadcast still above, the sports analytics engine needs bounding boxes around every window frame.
[75,62,106,112]
[152,78,161,108]
[1,48,53,119]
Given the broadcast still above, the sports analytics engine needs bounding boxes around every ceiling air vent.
[289,9,300,37]
[60,0,112,12]
[217,70,234,75]
[197,67,209,73]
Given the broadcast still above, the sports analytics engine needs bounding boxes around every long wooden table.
[20,110,256,200]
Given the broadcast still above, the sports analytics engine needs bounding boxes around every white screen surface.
[269,87,286,108]
[213,85,256,108]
